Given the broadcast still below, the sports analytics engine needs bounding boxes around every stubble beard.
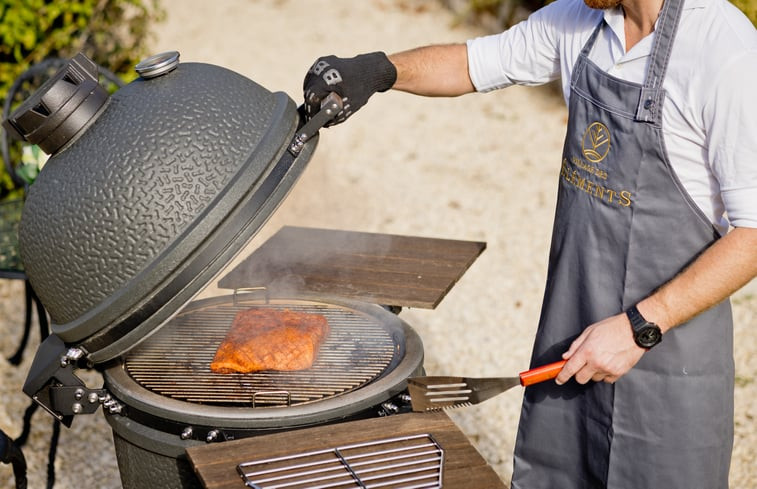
[584,0,622,8]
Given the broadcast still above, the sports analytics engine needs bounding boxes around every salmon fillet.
[210,308,330,374]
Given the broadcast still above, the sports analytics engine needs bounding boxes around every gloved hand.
[303,52,397,126]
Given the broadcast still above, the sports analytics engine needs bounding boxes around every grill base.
[106,392,415,489]
[109,414,201,489]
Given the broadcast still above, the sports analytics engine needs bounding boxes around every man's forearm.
[557,226,757,385]
[638,226,757,333]
[389,44,475,96]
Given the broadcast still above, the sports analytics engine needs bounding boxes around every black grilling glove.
[303,52,397,126]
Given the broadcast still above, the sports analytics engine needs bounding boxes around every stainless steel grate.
[124,298,401,407]
[237,434,444,489]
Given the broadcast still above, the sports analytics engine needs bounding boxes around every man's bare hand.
[556,313,646,385]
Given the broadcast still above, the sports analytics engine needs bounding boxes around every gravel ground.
[1,1,755,488]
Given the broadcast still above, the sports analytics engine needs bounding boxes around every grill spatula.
[407,359,567,412]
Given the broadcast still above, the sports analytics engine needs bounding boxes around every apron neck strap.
[635,0,685,123]
[579,18,605,61]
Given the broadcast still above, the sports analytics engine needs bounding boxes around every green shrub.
[0,0,164,197]
[731,0,757,25]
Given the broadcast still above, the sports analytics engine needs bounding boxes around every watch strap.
[626,304,646,332]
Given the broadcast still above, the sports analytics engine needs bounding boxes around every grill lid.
[7,52,337,362]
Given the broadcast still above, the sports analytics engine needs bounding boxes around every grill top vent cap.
[2,53,109,155]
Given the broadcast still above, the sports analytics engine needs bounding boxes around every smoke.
[214,226,397,304]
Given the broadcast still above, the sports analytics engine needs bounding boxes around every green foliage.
[731,0,757,25]
[451,0,553,28]
[0,0,164,198]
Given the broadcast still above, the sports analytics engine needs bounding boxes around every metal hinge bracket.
[22,335,121,427]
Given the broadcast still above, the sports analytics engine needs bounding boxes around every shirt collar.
[603,6,626,51]
[603,0,707,27]
[602,0,704,61]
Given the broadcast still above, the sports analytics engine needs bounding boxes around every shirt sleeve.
[705,49,757,229]
[466,20,557,92]
[466,0,576,92]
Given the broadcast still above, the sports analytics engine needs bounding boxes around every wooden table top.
[218,226,486,309]
[186,411,506,489]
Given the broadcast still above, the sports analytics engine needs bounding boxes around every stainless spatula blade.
[407,376,521,412]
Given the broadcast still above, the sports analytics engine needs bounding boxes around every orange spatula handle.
[519,359,568,386]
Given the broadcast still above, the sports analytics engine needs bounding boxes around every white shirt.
[467,0,757,234]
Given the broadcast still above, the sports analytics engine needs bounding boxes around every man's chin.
[584,0,622,8]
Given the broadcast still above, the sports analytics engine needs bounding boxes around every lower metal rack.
[237,433,444,489]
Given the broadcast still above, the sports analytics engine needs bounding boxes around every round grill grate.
[123,298,401,407]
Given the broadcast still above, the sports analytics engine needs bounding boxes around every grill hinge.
[22,335,121,426]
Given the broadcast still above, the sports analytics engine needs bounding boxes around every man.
[302,0,757,487]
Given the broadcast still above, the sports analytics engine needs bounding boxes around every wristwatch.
[626,305,663,349]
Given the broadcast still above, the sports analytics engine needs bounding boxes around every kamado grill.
[102,294,426,488]
[3,52,496,488]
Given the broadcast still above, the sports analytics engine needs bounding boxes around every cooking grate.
[237,434,443,489]
[124,298,401,407]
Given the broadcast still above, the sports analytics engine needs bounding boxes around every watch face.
[636,325,662,348]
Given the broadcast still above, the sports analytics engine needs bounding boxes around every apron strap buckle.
[635,87,666,124]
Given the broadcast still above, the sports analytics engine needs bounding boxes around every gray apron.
[511,1,734,488]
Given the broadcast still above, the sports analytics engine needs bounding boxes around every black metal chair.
[0,427,27,489]
[0,198,46,366]
[1,57,125,365]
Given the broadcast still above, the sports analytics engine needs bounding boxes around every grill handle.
[251,391,291,408]
[232,287,270,306]
[289,92,343,155]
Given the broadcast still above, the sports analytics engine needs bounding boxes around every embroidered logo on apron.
[581,121,611,163]
[560,121,632,208]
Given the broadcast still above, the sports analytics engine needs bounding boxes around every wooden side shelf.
[218,226,486,309]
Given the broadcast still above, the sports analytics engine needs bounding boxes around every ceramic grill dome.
[8,52,319,362]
